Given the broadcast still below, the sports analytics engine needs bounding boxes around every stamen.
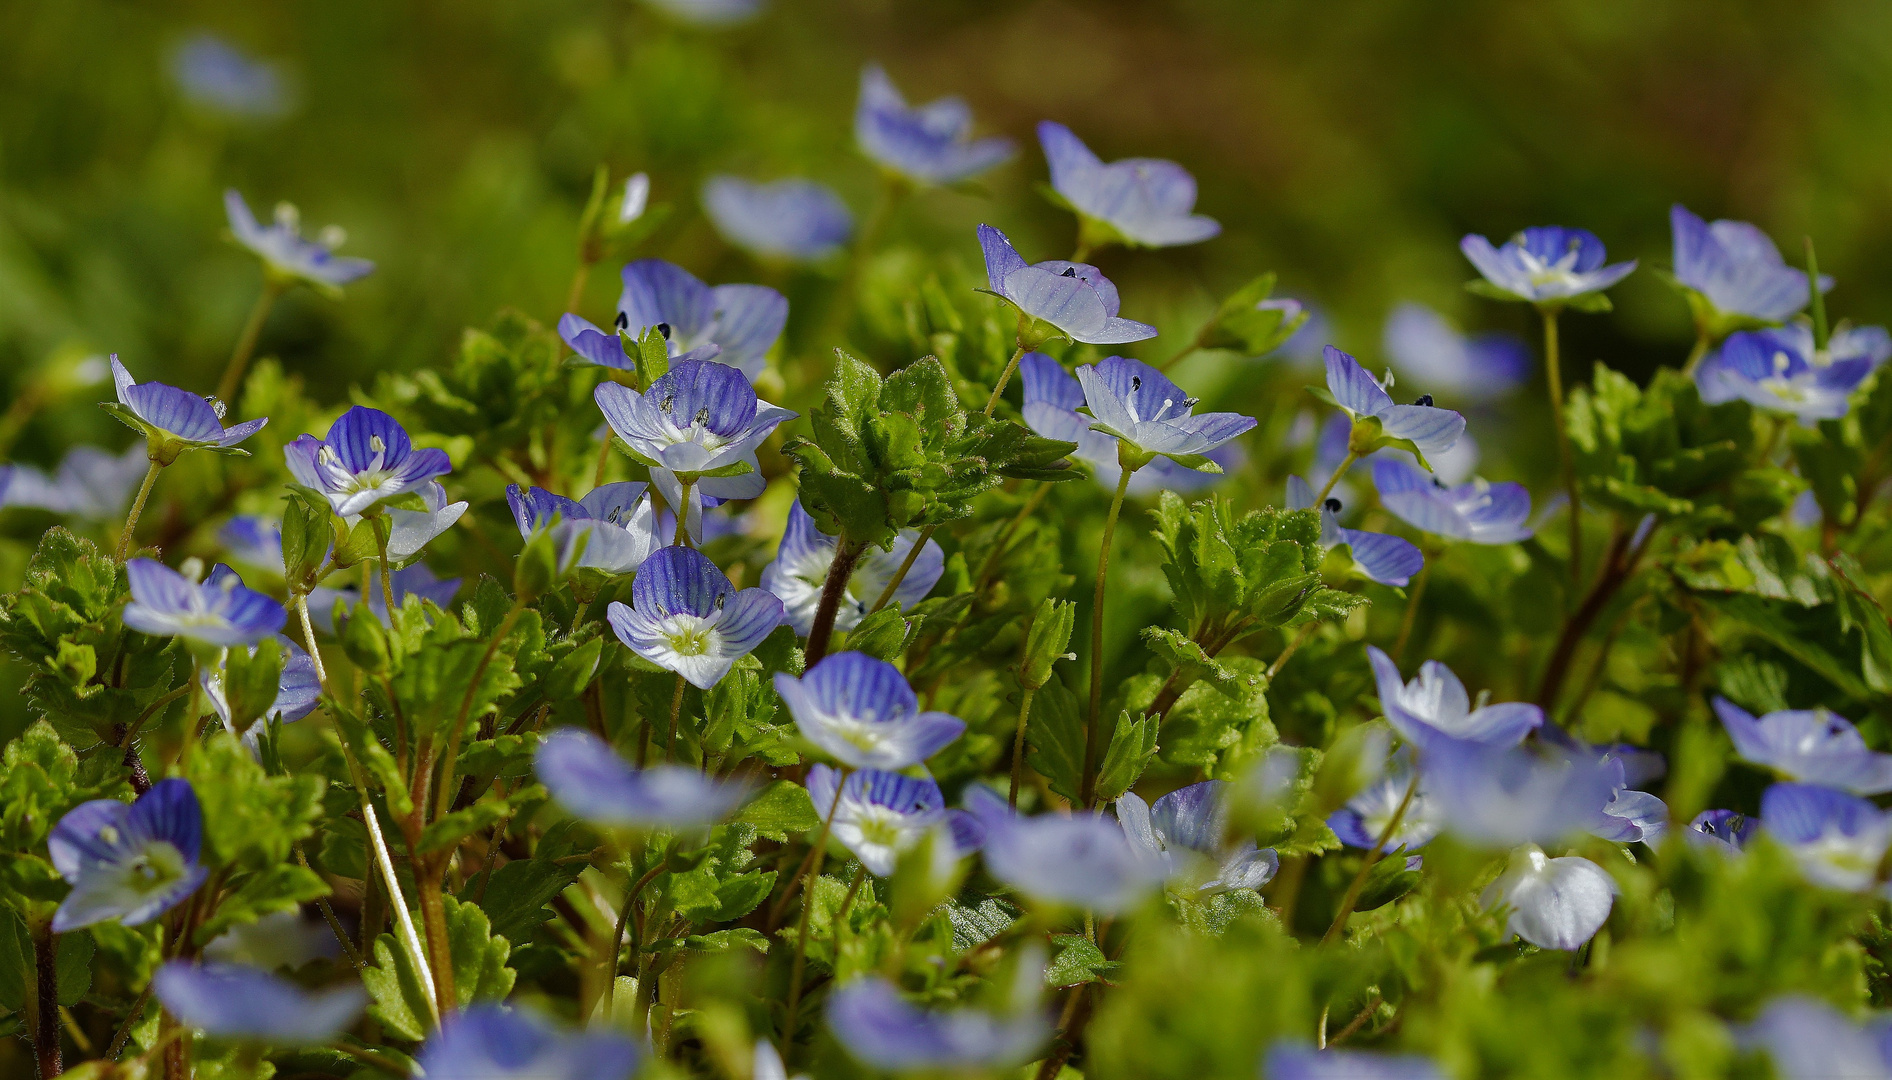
[1413,394,1434,407]
[661,393,676,413]
[657,322,672,340]
[1131,375,1142,391]
[615,311,629,331]
[715,592,728,611]
[370,435,386,453]
[695,406,711,426]
[1324,498,1342,513]
[1060,267,1077,278]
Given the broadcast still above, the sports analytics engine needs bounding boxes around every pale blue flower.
[50,779,207,932]
[759,501,943,637]
[1747,996,1892,1080]
[1697,329,1876,424]
[1265,1044,1446,1080]
[283,406,451,519]
[857,64,1014,185]
[1771,321,1892,371]
[606,546,783,689]
[170,35,290,119]
[1075,355,1255,470]
[1382,302,1529,400]
[964,786,1166,914]
[1761,782,1892,894]
[1671,204,1828,326]
[1020,353,1239,495]
[151,961,365,1044]
[1372,457,1532,545]
[978,225,1157,346]
[1328,751,1441,852]
[507,482,662,576]
[415,1004,642,1080]
[1687,809,1757,854]
[703,176,852,261]
[1323,346,1465,465]
[105,356,268,464]
[828,976,1050,1072]
[1421,740,1618,847]
[1038,121,1219,248]
[773,652,964,770]
[1286,476,1424,587]
[557,259,787,379]
[536,728,748,829]
[1461,225,1636,305]
[1366,646,1541,751]
[1115,780,1278,895]
[0,444,149,521]
[1481,844,1617,950]
[225,189,374,292]
[1715,697,1892,795]
[201,635,321,732]
[807,765,947,876]
[310,563,461,631]
[124,561,285,647]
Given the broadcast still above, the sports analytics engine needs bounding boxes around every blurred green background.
[8,0,1892,453]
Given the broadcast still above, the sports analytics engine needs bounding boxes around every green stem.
[1542,308,1583,592]
[1681,330,1712,376]
[214,280,283,407]
[1266,622,1317,682]
[593,432,615,489]
[982,344,1028,417]
[1389,554,1435,664]
[1079,466,1136,807]
[440,599,526,822]
[374,518,397,625]
[1158,331,1204,372]
[1314,451,1357,506]
[768,772,848,929]
[1009,686,1037,809]
[1319,773,1418,945]
[672,480,694,547]
[114,459,162,562]
[604,860,670,1014]
[973,482,1053,592]
[868,525,935,614]
[780,841,831,1055]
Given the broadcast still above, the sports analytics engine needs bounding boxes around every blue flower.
[170,35,290,119]
[977,225,1157,346]
[151,961,365,1044]
[1328,751,1441,852]
[1671,204,1829,327]
[1372,457,1532,545]
[201,635,321,733]
[1748,996,1892,1080]
[415,1004,643,1080]
[0,444,149,521]
[1382,302,1530,400]
[1264,1044,1446,1080]
[827,975,1050,1072]
[964,786,1166,913]
[1075,356,1256,471]
[1592,774,1669,846]
[507,482,662,576]
[49,779,207,932]
[1761,782,1892,894]
[1323,346,1466,467]
[1286,476,1424,587]
[640,0,763,26]
[225,190,374,293]
[536,727,749,829]
[806,765,947,876]
[1696,328,1876,424]
[856,64,1014,185]
[1020,353,1240,495]
[105,356,268,465]
[760,501,943,637]
[284,406,453,520]
[1685,809,1756,854]
[774,653,964,769]
[1460,225,1636,306]
[1714,697,1892,795]
[606,546,783,689]
[1481,845,1617,950]
[1115,780,1279,895]
[594,360,796,540]
[1037,121,1220,249]
[557,259,788,380]
[1777,320,1892,369]
[219,517,284,572]
[123,561,286,647]
[1421,740,1618,847]
[703,176,852,261]
[1366,646,1542,751]
[310,563,461,632]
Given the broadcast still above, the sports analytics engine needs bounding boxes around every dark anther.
[1131,375,1142,391]
[614,311,629,330]
[695,407,711,426]
[1324,498,1342,513]
[656,322,672,340]
[660,393,676,412]
[1061,267,1078,277]
[1413,394,1434,407]
[715,592,728,611]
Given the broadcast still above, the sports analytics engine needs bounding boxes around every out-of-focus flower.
[50,779,207,932]
[977,225,1157,346]
[104,356,267,464]
[606,546,783,689]
[1322,346,1465,468]
[1760,782,1892,894]
[964,786,1165,913]
[1038,121,1219,249]
[1286,476,1424,587]
[1421,740,1619,848]
[310,563,461,631]
[1686,809,1757,854]
[760,501,943,636]
[1366,646,1542,751]
[536,728,748,829]
[1714,697,1892,795]
[1372,457,1532,545]
[170,34,291,119]
[1771,321,1892,371]
[807,765,947,876]
[414,1004,642,1080]
[0,445,149,520]
[1328,751,1441,852]
[152,961,365,1044]
[775,653,964,770]
[1461,226,1636,306]
[856,64,1014,185]
[1481,844,1617,950]
[225,190,374,293]
[1264,1044,1447,1080]
[827,975,1050,1072]
[284,406,451,519]
[1746,996,1892,1080]
[124,561,285,647]
[1115,780,1279,894]
[507,482,662,576]
[1382,302,1530,400]
[1696,329,1875,424]
[1075,356,1256,472]
[703,176,852,261]
[202,910,339,970]
[200,635,321,732]
[1670,205,1829,331]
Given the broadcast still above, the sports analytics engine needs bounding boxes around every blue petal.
[630,545,736,620]
[559,313,632,369]
[618,259,714,344]
[152,962,366,1044]
[1324,346,1395,417]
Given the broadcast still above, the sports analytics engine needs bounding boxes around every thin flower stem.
[672,481,694,547]
[982,344,1028,416]
[780,838,830,1055]
[1079,467,1135,807]
[1314,450,1357,506]
[1389,554,1435,664]
[868,525,933,614]
[293,595,329,686]
[565,259,593,318]
[1542,308,1583,592]
[440,598,526,822]
[974,481,1053,592]
[767,772,848,930]
[1320,773,1418,945]
[664,672,687,764]
[1009,685,1038,809]
[363,801,441,1023]
[1267,622,1318,682]
[106,984,152,1059]
[1329,989,1385,1046]
[214,279,283,406]
[114,459,162,562]
[299,845,364,969]
[593,433,614,488]
[1682,329,1712,376]
[1158,332,1203,372]
[374,519,397,626]
[604,861,670,1014]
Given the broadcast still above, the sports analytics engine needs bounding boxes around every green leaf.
[1141,627,1246,698]
[733,781,820,842]
[1026,677,1087,804]
[220,637,284,733]
[417,788,540,856]
[363,895,515,1041]
[684,927,770,955]
[1045,933,1121,987]
[1094,710,1159,803]
[461,822,588,942]
[185,732,325,872]
[194,864,330,944]
[844,606,919,662]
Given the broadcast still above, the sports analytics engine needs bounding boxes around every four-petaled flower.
[1038,121,1220,249]
[123,560,286,646]
[50,778,208,932]
[1760,782,1892,894]
[856,64,1014,185]
[1748,996,1892,1080]
[1,444,150,520]
[151,961,366,1044]
[1383,302,1530,401]
[1329,751,1442,853]
[1323,346,1465,469]
[105,356,269,465]
[201,635,321,733]
[1115,780,1279,895]
[1372,458,1533,545]
[703,176,853,261]
[964,786,1166,914]
[415,1004,642,1080]
[284,406,452,518]
[1671,204,1829,331]
[1481,844,1617,950]
[1460,225,1636,307]
[606,546,784,689]
[508,482,662,576]
[561,258,789,380]
[310,563,461,631]
[827,975,1050,1072]
[1287,476,1425,587]
[1021,353,1238,494]
[1367,645,1542,751]
[806,765,948,876]
[978,225,1157,346]
[1695,328,1875,424]
[536,727,750,828]
[1714,697,1892,795]
[1075,355,1256,472]
[1686,809,1756,854]
[773,652,965,769]
[1420,740,1619,848]
[224,189,374,294]
[760,501,944,637]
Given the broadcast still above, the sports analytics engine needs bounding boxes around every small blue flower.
[225,190,374,293]
[1115,780,1279,895]
[1481,844,1617,950]
[1772,320,1892,370]
[123,561,285,647]
[1591,768,1669,847]
[607,546,783,689]
[170,35,290,119]
[1696,329,1876,424]
[827,975,1050,1072]
[1365,645,1542,751]
[1761,782,1892,894]
[775,653,964,769]
[1748,996,1892,1080]
[1382,302,1530,400]
[1685,809,1756,854]
[415,1004,643,1080]
[806,765,947,876]
[978,225,1157,346]
[105,356,269,465]
[964,786,1166,914]
[1264,1044,1447,1080]
[1460,225,1636,306]
[0,444,150,521]
[536,727,749,829]
[201,635,321,733]
[151,961,366,1044]
[284,406,451,519]
[640,0,763,26]
[1372,457,1532,545]
[219,516,284,572]
[1020,353,1239,495]
[703,176,852,261]
[1328,751,1441,852]
[594,360,796,540]
[507,482,662,576]
[1671,204,1829,327]
[1323,346,1466,467]
[1286,476,1424,587]
[49,779,207,932]
[558,259,788,380]
[1075,355,1256,471]
[1038,121,1220,249]
[856,64,1014,185]
[1714,697,1892,794]
[760,501,943,637]
[1421,741,1619,848]
[310,563,461,632]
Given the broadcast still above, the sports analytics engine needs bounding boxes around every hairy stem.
[664,672,687,764]
[1009,686,1038,809]
[869,525,934,614]
[114,459,162,562]
[604,861,670,1015]
[415,860,459,1019]
[804,539,867,666]
[982,344,1028,416]
[1079,467,1135,807]
[214,279,283,407]
[32,920,60,1078]
[1314,450,1357,506]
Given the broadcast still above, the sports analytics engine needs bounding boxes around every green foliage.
[364,895,516,1041]
[185,732,325,873]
